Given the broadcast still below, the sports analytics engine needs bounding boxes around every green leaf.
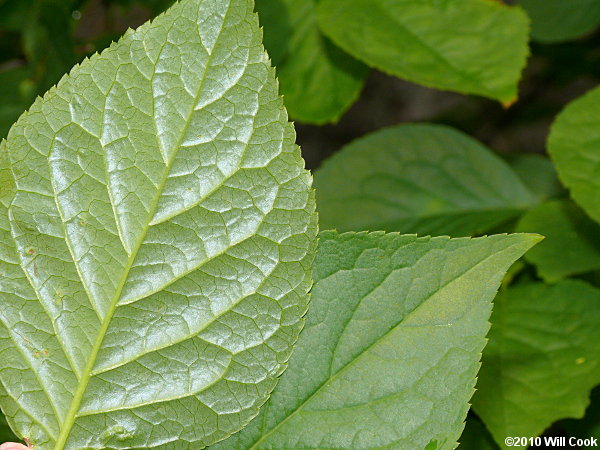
[314,124,537,236]
[562,386,600,449]
[549,85,600,224]
[459,415,498,450]
[255,0,367,124]
[519,0,600,43]
[316,0,530,103]
[0,66,36,139]
[0,412,18,443]
[0,0,317,447]
[516,200,600,282]
[509,154,563,202]
[213,231,540,449]
[0,0,78,93]
[472,281,600,449]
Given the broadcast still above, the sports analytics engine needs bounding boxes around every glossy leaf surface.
[0,0,317,448]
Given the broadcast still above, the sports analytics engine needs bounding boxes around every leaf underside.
[0,0,317,448]
[214,231,539,449]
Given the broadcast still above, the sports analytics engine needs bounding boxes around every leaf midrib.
[53,3,232,447]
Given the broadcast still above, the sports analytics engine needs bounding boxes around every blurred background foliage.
[2,0,600,448]
[1,0,600,169]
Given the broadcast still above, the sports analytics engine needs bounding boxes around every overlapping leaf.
[255,0,367,124]
[317,0,530,103]
[213,231,539,449]
[472,281,600,449]
[0,0,317,448]
[516,200,600,282]
[509,154,563,202]
[315,124,537,236]
[519,0,600,43]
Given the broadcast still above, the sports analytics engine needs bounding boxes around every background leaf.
[314,124,537,236]
[519,0,600,43]
[549,85,600,224]
[509,154,563,203]
[459,415,498,450]
[316,0,530,103]
[516,200,600,282]
[0,0,317,448]
[562,387,600,449]
[472,281,600,449]
[213,231,539,449]
[0,413,17,443]
[0,66,36,139]
[255,0,368,124]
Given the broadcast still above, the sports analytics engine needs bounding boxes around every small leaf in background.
[21,0,78,92]
[255,0,368,124]
[562,387,600,450]
[519,0,600,43]
[0,0,317,447]
[459,415,498,450]
[472,281,600,449]
[516,200,600,282]
[0,413,17,443]
[509,154,564,202]
[0,66,35,139]
[549,85,600,224]
[314,124,537,236]
[316,0,530,103]
[213,231,539,449]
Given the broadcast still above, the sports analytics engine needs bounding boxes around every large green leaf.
[255,0,367,124]
[314,124,537,236]
[519,0,600,43]
[316,0,530,103]
[516,200,600,282]
[472,281,600,449]
[549,86,600,224]
[213,231,539,449]
[0,0,317,448]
